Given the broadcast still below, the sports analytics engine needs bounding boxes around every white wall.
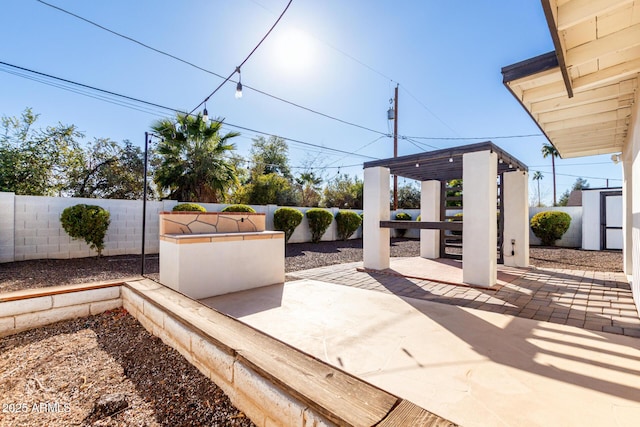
[3,194,174,262]
[1,194,383,262]
[529,206,582,248]
[624,87,640,312]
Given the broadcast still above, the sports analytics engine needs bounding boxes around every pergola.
[362,142,529,288]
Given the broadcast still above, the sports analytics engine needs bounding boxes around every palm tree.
[532,171,544,207]
[541,143,559,206]
[151,113,240,203]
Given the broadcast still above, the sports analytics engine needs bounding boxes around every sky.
[0,0,624,205]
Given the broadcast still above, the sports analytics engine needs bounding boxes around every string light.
[235,67,243,99]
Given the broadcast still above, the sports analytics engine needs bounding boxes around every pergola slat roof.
[501,0,639,159]
[363,141,528,182]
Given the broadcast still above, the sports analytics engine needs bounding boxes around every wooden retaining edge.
[0,279,457,426]
[0,278,132,302]
[122,278,458,427]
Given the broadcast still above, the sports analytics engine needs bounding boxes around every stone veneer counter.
[159,212,266,235]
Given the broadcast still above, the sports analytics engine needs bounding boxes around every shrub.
[60,204,111,256]
[449,212,463,236]
[306,208,334,243]
[416,214,421,221]
[394,212,412,237]
[274,207,303,242]
[172,203,206,212]
[530,211,571,246]
[335,210,362,241]
[221,204,256,213]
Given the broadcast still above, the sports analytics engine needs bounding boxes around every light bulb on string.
[235,67,243,99]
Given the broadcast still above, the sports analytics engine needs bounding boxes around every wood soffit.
[501,0,639,159]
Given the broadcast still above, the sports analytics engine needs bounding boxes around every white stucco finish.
[420,180,440,259]
[159,232,285,300]
[462,150,497,287]
[623,157,633,276]
[625,87,640,313]
[363,167,390,270]
[503,171,529,267]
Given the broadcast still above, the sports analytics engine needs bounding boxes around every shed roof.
[363,141,528,182]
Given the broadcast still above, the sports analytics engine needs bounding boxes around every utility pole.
[392,84,399,210]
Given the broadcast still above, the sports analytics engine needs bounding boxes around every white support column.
[462,150,497,287]
[363,167,390,270]
[420,180,440,259]
[502,170,529,267]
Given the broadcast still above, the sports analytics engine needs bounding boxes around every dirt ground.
[0,308,255,427]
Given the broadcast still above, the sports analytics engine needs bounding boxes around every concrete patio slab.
[201,279,640,427]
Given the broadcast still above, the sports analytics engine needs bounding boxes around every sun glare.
[272,28,314,73]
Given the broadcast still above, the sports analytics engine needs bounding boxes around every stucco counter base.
[159,231,285,299]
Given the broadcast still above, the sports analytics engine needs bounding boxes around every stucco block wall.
[4,194,175,262]
[529,206,582,247]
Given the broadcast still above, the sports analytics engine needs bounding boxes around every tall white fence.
[0,191,590,263]
[1,193,391,263]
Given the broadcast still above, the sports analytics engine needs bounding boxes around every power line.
[36,0,388,137]
[188,0,294,115]
[0,61,378,160]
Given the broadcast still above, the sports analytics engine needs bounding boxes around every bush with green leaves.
[394,212,412,237]
[530,211,571,246]
[60,204,111,256]
[221,204,256,213]
[274,207,303,242]
[306,208,334,243]
[172,203,206,212]
[335,210,362,241]
[449,212,463,236]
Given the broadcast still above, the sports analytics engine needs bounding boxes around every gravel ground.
[0,239,623,294]
[0,238,623,426]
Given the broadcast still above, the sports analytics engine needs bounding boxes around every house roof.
[363,141,528,182]
[501,0,639,159]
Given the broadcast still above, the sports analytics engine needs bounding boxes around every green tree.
[244,173,300,206]
[446,179,462,207]
[151,113,239,203]
[250,135,292,179]
[397,182,420,209]
[532,171,544,207]
[0,108,84,195]
[557,177,589,206]
[541,143,560,206]
[322,174,363,209]
[236,136,299,205]
[66,138,146,199]
[296,171,322,207]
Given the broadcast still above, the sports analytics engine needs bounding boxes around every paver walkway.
[287,258,640,337]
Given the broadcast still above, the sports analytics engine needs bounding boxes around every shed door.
[600,191,623,250]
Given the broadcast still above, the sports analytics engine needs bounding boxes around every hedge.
[306,208,334,243]
[221,204,256,213]
[274,207,303,243]
[60,204,111,256]
[173,203,206,212]
[530,211,571,246]
[335,210,362,241]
